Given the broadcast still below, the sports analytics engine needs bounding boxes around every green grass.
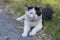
[4,0,60,40]
[44,7,60,40]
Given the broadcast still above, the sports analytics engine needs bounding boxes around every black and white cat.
[16,5,53,37]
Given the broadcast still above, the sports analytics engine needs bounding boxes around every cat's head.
[25,5,42,19]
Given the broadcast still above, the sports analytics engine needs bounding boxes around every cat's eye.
[30,13,32,14]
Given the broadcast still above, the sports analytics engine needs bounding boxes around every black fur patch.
[35,7,42,16]
[28,6,33,10]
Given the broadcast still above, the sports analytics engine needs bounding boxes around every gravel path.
[0,1,34,40]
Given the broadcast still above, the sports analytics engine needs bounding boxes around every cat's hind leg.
[29,22,43,36]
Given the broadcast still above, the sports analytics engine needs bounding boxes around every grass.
[4,0,60,40]
[44,7,60,40]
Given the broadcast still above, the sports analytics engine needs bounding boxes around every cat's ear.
[38,7,43,12]
[24,5,29,11]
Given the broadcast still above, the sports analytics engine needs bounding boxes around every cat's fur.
[16,5,53,37]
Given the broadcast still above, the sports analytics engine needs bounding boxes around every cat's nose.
[33,15,35,18]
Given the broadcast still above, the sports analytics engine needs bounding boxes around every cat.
[16,5,53,37]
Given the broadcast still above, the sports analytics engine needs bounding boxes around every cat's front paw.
[16,18,21,21]
[29,32,36,36]
[22,33,28,37]
[16,18,20,21]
